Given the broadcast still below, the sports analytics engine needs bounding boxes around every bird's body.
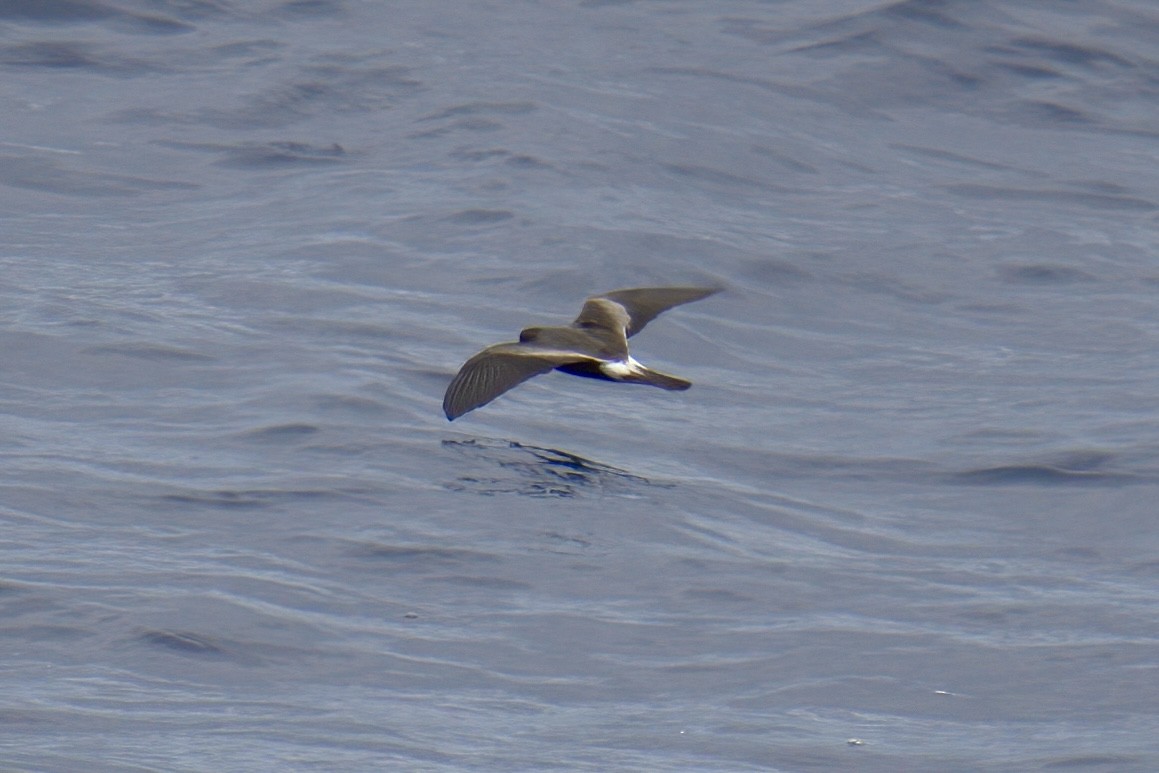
[443,286,719,420]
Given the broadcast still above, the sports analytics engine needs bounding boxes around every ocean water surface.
[2,1,1159,770]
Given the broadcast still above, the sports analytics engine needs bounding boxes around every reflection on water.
[441,439,668,498]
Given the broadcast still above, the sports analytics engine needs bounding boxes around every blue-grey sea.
[3,1,1159,770]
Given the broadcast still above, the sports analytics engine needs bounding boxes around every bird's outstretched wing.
[443,343,597,420]
[573,286,720,339]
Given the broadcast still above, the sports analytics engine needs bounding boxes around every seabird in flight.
[443,286,720,420]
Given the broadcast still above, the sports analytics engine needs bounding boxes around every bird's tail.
[624,366,692,391]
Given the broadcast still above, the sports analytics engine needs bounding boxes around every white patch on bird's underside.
[600,356,643,380]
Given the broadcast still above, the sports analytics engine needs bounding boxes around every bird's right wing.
[443,343,592,420]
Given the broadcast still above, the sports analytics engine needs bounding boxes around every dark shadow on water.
[441,438,669,498]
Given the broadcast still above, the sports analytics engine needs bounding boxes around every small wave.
[951,464,1134,486]
[138,629,229,657]
[82,343,214,361]
[239,423,321,441]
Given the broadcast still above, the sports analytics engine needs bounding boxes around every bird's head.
[518,327,541,343]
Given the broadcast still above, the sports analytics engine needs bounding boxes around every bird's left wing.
[574,286,720,339]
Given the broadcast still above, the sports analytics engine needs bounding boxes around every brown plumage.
[443,286,720,420]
